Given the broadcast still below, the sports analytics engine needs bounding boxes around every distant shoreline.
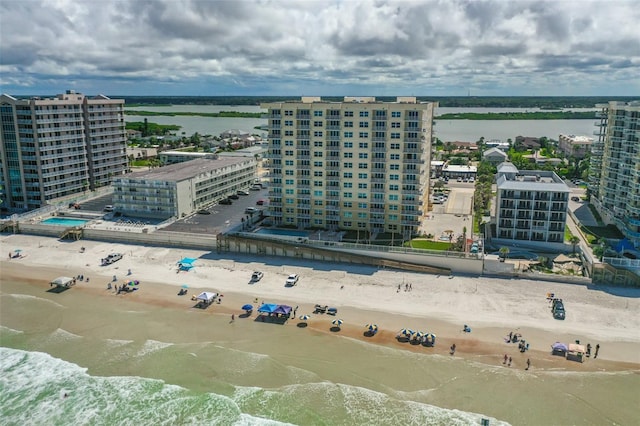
[124,109,595,120]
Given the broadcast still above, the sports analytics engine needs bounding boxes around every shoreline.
[2,234,639,371]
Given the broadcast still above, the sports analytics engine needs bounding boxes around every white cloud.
[0,0,638,95]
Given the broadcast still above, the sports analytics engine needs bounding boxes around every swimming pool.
[255,228,309,238]
[41,218,90,227]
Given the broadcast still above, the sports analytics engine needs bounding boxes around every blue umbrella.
[242,304,254,311]
[332,319,343,327]
[299,315,311,321]
[181,284,189,289]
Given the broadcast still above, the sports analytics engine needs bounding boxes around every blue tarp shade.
[615,239,634,253]
[274,305,292,315]
[258,303,279,313]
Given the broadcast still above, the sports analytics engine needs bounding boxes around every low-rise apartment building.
[494,163,570,249]
[112,157,256,218]
[558,134,593,159]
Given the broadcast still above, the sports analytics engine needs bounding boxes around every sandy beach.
[3,234,639,366]
[2,233,640,425]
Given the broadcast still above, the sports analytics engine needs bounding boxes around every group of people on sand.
[506,331,529,352]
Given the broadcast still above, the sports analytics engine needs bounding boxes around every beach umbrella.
[366,324,378,331]
[299,315,311,321]
[332,319,343,327]
[14,249,22,253]
[181,284,189,289]
[242,304,254,311]
[415,331,425,339]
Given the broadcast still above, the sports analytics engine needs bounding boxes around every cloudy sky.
[1,0,638,96]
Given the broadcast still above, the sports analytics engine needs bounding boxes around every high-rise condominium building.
[590,101,640,248]
[261,96,436,235]
[0,90,127,211]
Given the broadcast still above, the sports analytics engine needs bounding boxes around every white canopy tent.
[195,292,218,304]
[50,277,75,288]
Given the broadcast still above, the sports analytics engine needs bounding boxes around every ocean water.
[0,346,504,426]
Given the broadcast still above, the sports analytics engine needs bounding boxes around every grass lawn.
[405,239,452,250]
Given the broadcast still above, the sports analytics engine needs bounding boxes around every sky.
[1,0,639,97]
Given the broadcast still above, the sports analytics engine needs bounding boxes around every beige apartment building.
[0,90,127,211]
[590,101,640,249]
[261,96,436,235]
[558,134,593,159]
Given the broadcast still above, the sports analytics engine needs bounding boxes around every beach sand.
[2,234,640,425]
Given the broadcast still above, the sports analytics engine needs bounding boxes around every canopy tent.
[242,304,254,311]
[195,292,218,303]
[552,342,568,352]
[567,343,586,363]
[551,342,568,356]
[274,305,292,315]
[50,276,74,288]
[177,258,197,271]
[258,303,279,313]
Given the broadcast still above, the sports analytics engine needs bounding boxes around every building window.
[344,111,354,117]
[359,122,369,128]
[314,111,323,117]
[359,111,369,117]
[344,132,353,138]
[344,121,353,127]
[392,111,401,118]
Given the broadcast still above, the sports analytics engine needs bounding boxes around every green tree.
[499,246,510,259]
[569,236,581,254]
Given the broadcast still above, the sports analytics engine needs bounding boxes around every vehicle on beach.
[552,299,566,320]
[285,274,299,286]
[101,253,123,266]
[251,271,264,282]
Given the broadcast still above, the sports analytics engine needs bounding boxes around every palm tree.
[499,246,510,260]
[569,236,580,255]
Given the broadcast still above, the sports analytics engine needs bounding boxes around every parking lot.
[163,187,269,235]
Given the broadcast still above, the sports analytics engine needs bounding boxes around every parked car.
[219,198,232,205]
[245,207,258,214]
[571,196,580,202]
[285,274,299,286]
[552,299,566,320]
[196,209,211,215]
[249,185,261,191]
[251,271,264,282]
[256,199,266,205]
[101,253,123,266]
[237,190,250,196]
[457,177,463,182]
[229,194,239,200]
[103,205,114,212]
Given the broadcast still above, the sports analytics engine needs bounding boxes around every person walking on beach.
[231,314,235,322]
[526,358,530,370]
[450,344,456,355]
[508,357,512,367]
[594,344,600,359]
[503,354,508,364]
